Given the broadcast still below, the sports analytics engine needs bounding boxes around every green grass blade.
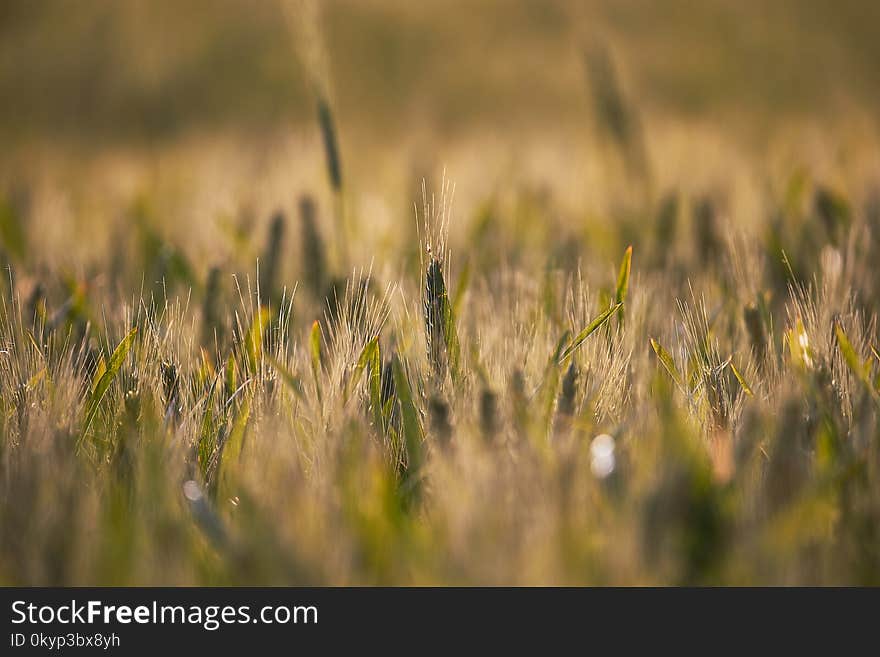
[650,337,683,387]
[728,359,754,396]
[834,321,874,397]
[835,321,862,377]
[224,354,237,400]
[246,306,271,375]
[309,320,323,404]
[559,303,622,362]
[550,330,571,365]
[27,366,48,391]
[265,354,306,401]
[345,336,379,404]
[90,356,106,394]
[615,245,632,305]
[82,327,138,438]
[391,355,423,476]
[368,340,383,431]
[442,300,462,384]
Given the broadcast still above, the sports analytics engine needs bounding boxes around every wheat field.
[1,0,879,586]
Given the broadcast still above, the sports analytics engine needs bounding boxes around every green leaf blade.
[391,355,423,476]
[616,245,632,305]
[559,303,622,362]
[650,337,683,388]
[729,359,754,397]
[82,327,138,438]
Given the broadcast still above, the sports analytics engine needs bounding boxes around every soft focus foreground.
[1,1,879,585]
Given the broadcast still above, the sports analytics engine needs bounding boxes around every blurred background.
[3,0,878,147]
[1,0,879,278]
